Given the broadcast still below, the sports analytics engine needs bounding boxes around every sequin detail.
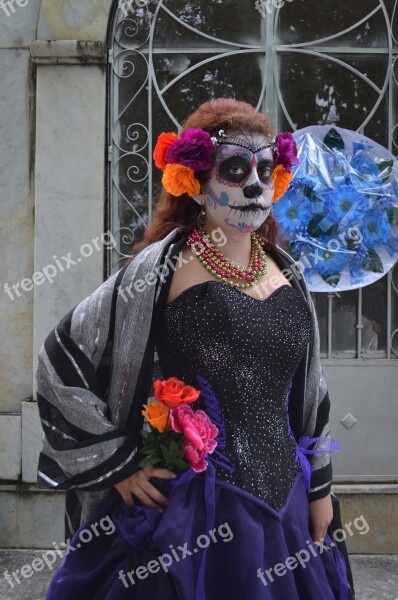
[155,281,313,510]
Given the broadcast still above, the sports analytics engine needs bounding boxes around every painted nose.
[243,183,264,199]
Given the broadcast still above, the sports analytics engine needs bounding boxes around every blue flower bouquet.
[273,125,398,292]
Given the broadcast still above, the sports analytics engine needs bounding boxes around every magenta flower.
[169,404,218,473]
[275,132,300,172]
[165,128,215,172]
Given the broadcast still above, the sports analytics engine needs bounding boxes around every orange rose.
[272,164,293,202]
[153,376,201,409]
[141,401,171,433]
[162,163,201,197]
[153,132,179,170]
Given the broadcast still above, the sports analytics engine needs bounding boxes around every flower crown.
[153,127,299,202]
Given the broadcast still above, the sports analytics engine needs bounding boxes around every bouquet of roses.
[139,377,219,487]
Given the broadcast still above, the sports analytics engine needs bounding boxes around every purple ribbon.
[324,533,352,600]
[296,435,341,492]
[167,458,216,600]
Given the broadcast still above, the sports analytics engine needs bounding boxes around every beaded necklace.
[185,225,268,289]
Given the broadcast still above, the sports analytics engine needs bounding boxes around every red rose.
[153,376,201,409]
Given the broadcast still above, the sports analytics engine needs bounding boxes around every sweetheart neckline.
[164,281,294,309]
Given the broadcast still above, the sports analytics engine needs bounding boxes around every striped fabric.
[36,226,333,537]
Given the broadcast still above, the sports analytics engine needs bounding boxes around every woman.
[37,98,355,599]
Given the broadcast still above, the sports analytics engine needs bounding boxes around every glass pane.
[157,53,264,124]
[277,0,388,47]
[159,0,262,46]
[385,0,398,50]
[363,92,390,148]
[278,54,388,131]
[113,2,157,48]
[361,277,388,355]
[312,293,328,357]
[331,290,357,357]
[111,47,151,267]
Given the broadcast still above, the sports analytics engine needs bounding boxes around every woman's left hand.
[308,493,333,544]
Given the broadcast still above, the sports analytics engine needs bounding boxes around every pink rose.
[169,405,218,473]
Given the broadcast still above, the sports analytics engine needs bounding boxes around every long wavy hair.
[130,98,281,258]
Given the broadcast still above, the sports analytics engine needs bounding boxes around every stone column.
[27,40,108,483]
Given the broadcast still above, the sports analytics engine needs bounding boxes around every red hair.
[130,98,280,257]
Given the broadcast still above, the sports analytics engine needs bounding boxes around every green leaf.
[169,440,183,457]
[307,216,333,238]
[376,159,393,176]
[172,457,189,470]
[366,249,384,273]
[323,128,345,151]
[139,446,157,455]
[159,443,170,462]
[320,272,341,288]
[140,430,157,444]
[386,207,398,226]
[138,455,164,468]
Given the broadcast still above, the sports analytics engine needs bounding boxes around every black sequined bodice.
[155,280,313,509]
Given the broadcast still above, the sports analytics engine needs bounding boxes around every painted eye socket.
[229,165,245,175]
[257,161,274,183]
[218,157,250,183]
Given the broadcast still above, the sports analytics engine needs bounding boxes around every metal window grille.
[107,0,398,360]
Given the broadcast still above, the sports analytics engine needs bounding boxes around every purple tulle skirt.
[47,466,353,600]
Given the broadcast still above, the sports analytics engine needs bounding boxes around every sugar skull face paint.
[197,137,275,233]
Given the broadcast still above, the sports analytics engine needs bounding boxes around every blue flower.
[309,237,349,276]
[323,184,367,227]
[351,154,380,178]
[289,175,315,193]
[350,153,382,191]
[273,191,312,234]
[351,244,369,266]
[373,194,395,210]
[361,209,391,249]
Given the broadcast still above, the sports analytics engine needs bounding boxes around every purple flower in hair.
[165,128,215,171]
[275,132,300,172]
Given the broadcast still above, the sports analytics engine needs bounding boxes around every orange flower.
[272,164,293,202]
[162,163,201,197]
[153,376,201,409]
[153,132,179,170]
[141,401,171,433]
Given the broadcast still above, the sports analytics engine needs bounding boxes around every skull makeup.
[193,132,275,233]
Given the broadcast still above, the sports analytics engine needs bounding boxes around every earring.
[197,206,206,230]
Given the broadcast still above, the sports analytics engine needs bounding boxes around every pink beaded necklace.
[185,224,268,290]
